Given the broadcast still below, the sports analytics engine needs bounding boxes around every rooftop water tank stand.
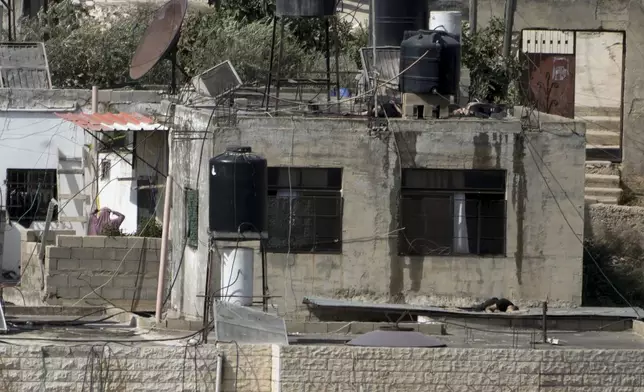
[264,0,341,113]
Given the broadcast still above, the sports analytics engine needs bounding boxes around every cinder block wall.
[6,228,76,306]
[44,235,163,311]
[0,343,271,392]
[275,345,644,392]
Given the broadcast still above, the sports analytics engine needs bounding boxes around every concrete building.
[0,88,165,285]
[0,108,86,278]
[474,0,644,198]
[167,104,586,320]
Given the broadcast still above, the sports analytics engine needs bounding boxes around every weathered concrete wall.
[586,203,644,246]
[43,235,163,311]
[0,342,271,392]
[276,345,644,392]
[0,88,164,112]
[477,0,644,189]
[169,105,586,319]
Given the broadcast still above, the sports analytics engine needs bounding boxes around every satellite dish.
[129,0,189,90]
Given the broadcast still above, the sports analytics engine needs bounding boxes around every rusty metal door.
[524,53,576,118]
[521,29,576,118]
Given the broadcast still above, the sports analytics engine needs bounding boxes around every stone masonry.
[0,343,270,392]
[276,345,644,392]
[3,342,644,391]
[43,235,162,311]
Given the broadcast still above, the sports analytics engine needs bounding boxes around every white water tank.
[220,247,254,306]
[430,11,462,40]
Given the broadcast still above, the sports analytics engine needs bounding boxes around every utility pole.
[469,0,477,35]
[371,0,377,115]
[502,0,517,58]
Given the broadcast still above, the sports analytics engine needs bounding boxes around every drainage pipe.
[155,175,173,324]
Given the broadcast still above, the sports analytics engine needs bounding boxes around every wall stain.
[512,134,527,285]
[473,132,494,168]
[388,131,418,301]
[493,133,503,169]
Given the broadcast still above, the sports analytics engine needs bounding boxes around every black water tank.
[399,31,441,94]
[436,32,461,96]
[209,146,267,238]
[276,0,336,17]
[369,0,428,46]
[399,30,461,96]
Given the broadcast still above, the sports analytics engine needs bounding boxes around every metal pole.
[502,0,516,58]
[371,0,377,115]
[91,86,98,113]
[260,240,268,313]
[202,238,213,343]
[334,16,341,113]
[325,17,331,104]
[469,0,477,35]
[542,300,548,343]
[264,17,278,110]
[274,19,286,113]
[155,175,173,324]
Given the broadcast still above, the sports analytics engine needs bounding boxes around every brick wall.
[276,345,644,392]
[0,343,271,392]
[44,235,163,311]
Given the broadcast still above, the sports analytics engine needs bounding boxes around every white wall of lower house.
[96,151,138,234]
[0,111,86,275]
[95,130,168,234]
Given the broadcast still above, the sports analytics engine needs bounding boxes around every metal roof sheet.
[303,296,644,319]
[55,112,168,132]
[0,42,53,89]
[347,330,447,348]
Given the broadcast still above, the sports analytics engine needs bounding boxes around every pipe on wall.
[155,174,173,324]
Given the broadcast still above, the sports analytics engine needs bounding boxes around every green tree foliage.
[461,17,524,104]
[19,0,363,89]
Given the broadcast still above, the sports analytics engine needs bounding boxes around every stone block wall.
[275,345,644,392]
[0,343,271,392]
[44,235,162,311]
[3,342,644,391]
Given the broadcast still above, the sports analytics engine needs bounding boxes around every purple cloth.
[89,208,125,235]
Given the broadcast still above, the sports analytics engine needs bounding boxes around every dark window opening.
[266,167,343,254]
[100,159,111,180]
[97,131,128,152]
[185,188,199,248]
[399,169,507,256]
[6,168,58,227]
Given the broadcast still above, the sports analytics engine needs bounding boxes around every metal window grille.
[100,159,111,180]
[266,167,343,254]
[399,169,507,256]
[185,188,199,248]
[6,168,58,227]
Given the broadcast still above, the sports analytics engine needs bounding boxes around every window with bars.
[266,167,343,254]
[185,188,199,248]
[6,168,58,227]
[399,169,507,256]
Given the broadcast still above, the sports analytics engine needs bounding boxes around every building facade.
[477,0,644,195]
[168,105,586,320]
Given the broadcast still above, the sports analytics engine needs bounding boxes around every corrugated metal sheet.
[0,42,53,89]
[303,296,644,319]
[360,46,401,91]
[55,113,168,132]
